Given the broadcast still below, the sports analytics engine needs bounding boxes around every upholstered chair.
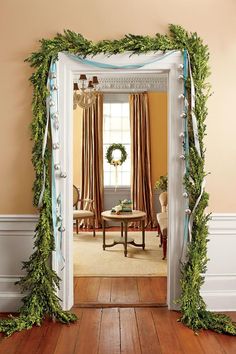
[73,185,96,237]
[156,192,168,260]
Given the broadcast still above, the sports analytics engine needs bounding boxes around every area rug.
[73,231,167,276]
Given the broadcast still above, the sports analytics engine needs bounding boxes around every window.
[103,94,131,187]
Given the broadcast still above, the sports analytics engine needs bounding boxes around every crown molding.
[74,73,167,92]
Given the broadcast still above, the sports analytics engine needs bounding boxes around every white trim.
[208,213,236,234]
[0,214,38,221]
[201,291,236,312]
[0,276,22,281]
[57,51,185,311]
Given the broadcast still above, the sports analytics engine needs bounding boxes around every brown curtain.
[81,94,104,227]
[130,93,155,227]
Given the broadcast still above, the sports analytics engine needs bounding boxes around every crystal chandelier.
[73,74,99,109]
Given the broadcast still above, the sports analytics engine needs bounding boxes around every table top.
[101,210,146,220]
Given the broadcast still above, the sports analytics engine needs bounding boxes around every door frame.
[54,51,185,310]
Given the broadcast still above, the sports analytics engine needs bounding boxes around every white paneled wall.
[200,214,236,311]
[0,213,235,312]
[0,215,37,311]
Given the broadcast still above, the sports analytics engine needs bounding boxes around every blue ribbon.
[68,50,177,70]
[51,152,58,255]
[48,60,65,268]
[181,50,190,262]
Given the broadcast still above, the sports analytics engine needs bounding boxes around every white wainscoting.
[0,213,235,312]
[0,215,37,311]
[200,214,236,311]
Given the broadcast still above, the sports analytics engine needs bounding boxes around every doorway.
[54,51,185,311]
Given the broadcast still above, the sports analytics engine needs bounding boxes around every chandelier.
[73,74,99,109]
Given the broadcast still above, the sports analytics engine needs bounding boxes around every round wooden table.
[101,210,146,257]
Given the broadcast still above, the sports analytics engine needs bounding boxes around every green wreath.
[106,143,127,166]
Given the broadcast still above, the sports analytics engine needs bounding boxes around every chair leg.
[159,232,163,248]
[162,235,167,260]
[162,229,167,260]
[93,216,96,237]
[157,222,161,238]
[76,220,79,234]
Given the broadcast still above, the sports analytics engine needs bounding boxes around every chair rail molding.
[0,214,38,311]
[201,213,236,311]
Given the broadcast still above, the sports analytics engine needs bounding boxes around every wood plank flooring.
[74,276,167,307]
[1,309,235,354]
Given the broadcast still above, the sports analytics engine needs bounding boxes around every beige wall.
[1,0,236,213]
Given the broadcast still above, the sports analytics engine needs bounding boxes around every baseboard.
[0,214,38,312]
[200,213,236,311]
[201,291,236,312]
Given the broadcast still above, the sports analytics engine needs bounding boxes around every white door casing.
[55,51,185,310]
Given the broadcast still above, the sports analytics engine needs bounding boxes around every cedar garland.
[0,25,235,336]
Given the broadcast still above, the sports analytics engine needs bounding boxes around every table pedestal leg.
[124,221,128,257]
[142,219,145,250]
[121,222,123,238]
[102,219,106,250]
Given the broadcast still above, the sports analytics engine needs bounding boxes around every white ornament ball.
[54,163,60,170]
[50,72,56,79]
[54,120,59,130]
[53,142,60,150]
[52,84,58,91]
[49,99,55,107]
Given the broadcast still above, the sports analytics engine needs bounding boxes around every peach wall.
[1,0,236,213]
[149,92,167,188]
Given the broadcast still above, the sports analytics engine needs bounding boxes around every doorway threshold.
[74,276,167,308]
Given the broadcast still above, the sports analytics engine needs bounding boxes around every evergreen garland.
[0,25,235,337]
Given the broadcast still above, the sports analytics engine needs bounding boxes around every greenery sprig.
[154,175,168,192]
[0,25,235,336]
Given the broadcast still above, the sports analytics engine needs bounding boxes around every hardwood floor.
[0,309,235,353]
[74,276,167,307]
[0,277,235,353]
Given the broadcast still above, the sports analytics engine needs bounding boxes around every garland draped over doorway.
[0,25,235,336]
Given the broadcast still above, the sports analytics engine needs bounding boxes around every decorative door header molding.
[74,73,168,92]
